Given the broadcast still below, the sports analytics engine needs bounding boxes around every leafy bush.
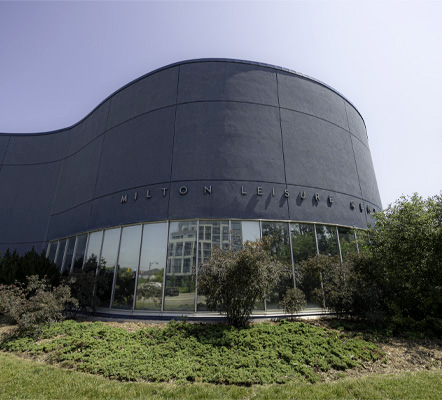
[198,238,290,327]
[0,275,78,333]
[0,248,60,286]
[281,288,307,314]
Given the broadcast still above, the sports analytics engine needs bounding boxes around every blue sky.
[0,1,441,207]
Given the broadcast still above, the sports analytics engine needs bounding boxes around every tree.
[198,238,290,327]
[359,193,442,326]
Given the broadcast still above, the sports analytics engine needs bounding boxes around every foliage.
[1,351,441,400]
[0,248,60,286]
[281,287,307,314]
[0,319,381,385]
[0,275,78,333]
[198,238,290,327]
[355,193,442,332]
[299,255,355,315]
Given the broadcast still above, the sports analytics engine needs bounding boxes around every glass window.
[47,241,58,264]
[54,239,67,270]
[164,221,197,311]
[290,223,318,311]
[83,231,103,273]
[197,220,229,311]
[112,225,142,310]
[316,225,339,256]
[61,237,76,275]
[72,234,88,271]
[262,222,292,310]
[337,227,358,260]
[96,228,120,308]
[136,222,168,311]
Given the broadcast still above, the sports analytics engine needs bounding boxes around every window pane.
[316,225,339,256]
[84,231,103,273]
[338,227,358,260]
[61,237,76,275]
[164,221,196,311]
[197,220,229,311]
[72,234,88,271]
[290,223,318,311]
[136,223,168,310]
[112,225,142,310]
[262,222,291,310]
[96,228,119,308]
[54,239,67,270]
[47,241,58,263]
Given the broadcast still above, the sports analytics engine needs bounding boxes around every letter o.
[179,186,188,195]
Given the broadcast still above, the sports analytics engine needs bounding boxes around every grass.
[1,352,442,400]
[0,319,381,385]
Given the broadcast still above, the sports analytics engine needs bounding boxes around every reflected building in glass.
[0,59,381,317]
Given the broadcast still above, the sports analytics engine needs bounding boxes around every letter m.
[121,194,128,203]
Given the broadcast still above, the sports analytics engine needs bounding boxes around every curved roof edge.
[0,58,366,136]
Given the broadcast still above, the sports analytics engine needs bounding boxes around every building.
[0,59,381,316]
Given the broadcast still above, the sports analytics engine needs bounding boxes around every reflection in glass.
[316,225,339,256]
[72,234,88,271]
[113,225,141,309]
[136,223,168,310]
[197,220,229,311]
[164,221,197,311]
[291,223,319,310]
[230,221,261,251]
[262,222,291,310]
[338,227,358,260]
[61,237,76,275]
[47,242,58,263]
[84,231,103,273]
[54,239,67,270]
[95,228,119,308]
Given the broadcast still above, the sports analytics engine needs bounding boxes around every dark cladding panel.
[68,100,110,155]
[51,136,103,214]
[345,101,368,146]
[0,163,60,244]
[3,131,71,165]
[0,136,10,164]
[281,110,362,196]
[178,62,278,106]
[89,183,169,229]
[278,73,348,131]
[172,102,285,183]
[95,107,175,198]
[168,181,290,221]
[107,67,178,129]
[47,202,92,240]
[352,139,382,208]
[287,185,368,228]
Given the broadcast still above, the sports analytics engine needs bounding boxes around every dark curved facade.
[0,59,381,315]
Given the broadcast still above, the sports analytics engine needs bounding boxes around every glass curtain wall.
[197,220,229,311]
[164,221,197,311]
[261,222,291,310]
[95,228,120,308]
[136,222,168,310]
[45,219,360,313]
[112,225,142,309]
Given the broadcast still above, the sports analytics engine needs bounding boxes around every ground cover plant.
[1,352,442,400]
[0,319,381,385]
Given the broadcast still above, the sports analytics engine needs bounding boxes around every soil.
[1,316,441,381]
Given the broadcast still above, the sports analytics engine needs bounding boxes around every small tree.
[198,238,289,327]
[281,288,307,315]
[0,275,78,334]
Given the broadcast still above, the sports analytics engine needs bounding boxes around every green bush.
[0,275,78,333]
[281,288,307,314]
[198,238,290,327]
[0,248,60,286]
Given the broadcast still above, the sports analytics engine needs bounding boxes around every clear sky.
[0,0,441,208]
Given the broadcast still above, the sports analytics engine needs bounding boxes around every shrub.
[0,275,78,333]
[281,288,306,314]
[0,248,60,286]
[198,238,290,327]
